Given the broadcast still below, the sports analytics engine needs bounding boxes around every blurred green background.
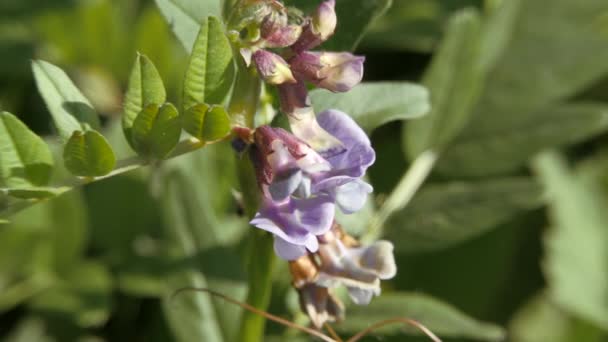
[2,0,608,341]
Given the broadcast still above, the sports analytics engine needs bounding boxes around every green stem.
[229,57,274,342]
[0,138,205,219]
[364,150,438,242]
[228,59,261,128]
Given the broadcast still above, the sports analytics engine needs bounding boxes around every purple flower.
[312,109,375,213]
[251,196,335,260]
[290,51,365,92]
[249,110,375,260]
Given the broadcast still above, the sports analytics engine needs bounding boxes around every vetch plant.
[5,0,569,340]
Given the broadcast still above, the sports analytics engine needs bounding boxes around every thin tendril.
[325,323,343,342]
[171,287,336,342]
[346,317,442,342]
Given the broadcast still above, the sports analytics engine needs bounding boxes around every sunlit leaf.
[0,112,54,187]
[338,292,505,341]
[183,104,230,142]
[123,53,167,147]
[532,151,608,329]
[310,82,429,133]
[132,103,181,159]
[155,0,222,52]
[183,16,234,110]
[32,60,100,139]
[4,187,68,200]
[384,177,542,252]
[63,130,116,177]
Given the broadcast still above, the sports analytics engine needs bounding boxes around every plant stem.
[365,150,438,242]
[228,60,274,342]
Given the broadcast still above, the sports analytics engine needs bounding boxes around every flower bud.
[260,12,302,48]
[311,0,337,41]
[291,0,337,52]
[290,51,364,92]
[252,50,296,85]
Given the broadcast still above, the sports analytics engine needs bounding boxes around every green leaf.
[436,102,608,177]
[532,151,608,329]
[442,0,608,177]
[0,112,54,187]
[29,261,112,328]
[384,177,542,253]
[132,103,181,159]
[123,54,167,147]
[360,0,480,52]
[404,9,483,158]
[469,0,608,133]
[63,130,116,177]
[4,187,68,200]
[160,146,247,342]
[324,0,392,51]
[155,0,222,52]
[309,82,429,133]
[183,104,231,142]
[32,60,100,139]
[509,293,604,342]
[183,16,234,110]
[337,292,505,341]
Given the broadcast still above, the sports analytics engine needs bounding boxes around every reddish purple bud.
[291,51,365,92]
[252,50,296,85]
[291,0,337,52]
[260,12,302,48]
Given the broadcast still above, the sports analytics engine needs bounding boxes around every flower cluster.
[232,0,396,327]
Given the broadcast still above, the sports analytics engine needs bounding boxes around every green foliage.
[404,9,483,158]
[310,82,429,133]
[384,177,542,253]
[0,112,54,187]
[438,0,608,177]
[3,0,608,341]
[183,16,235,110]
[325,0,392,51]
[183,104,231,142]
[436,102,608,177]
[63,130,116,177]
[338,292,505,341]
[28,261,112,328]
[123,53,167,147]
[155,0,223,52]
[32,60,100,139]
[510,294,604,342]
[533,152,608,330]
[132,103,181,159]
[361,0,482,52]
